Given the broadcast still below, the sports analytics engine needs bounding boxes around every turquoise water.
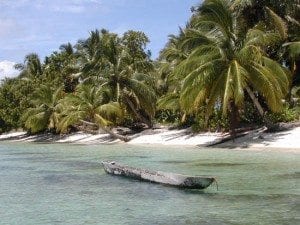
[0,142,299,225]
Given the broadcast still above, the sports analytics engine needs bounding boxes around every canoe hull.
[102,161,215,189]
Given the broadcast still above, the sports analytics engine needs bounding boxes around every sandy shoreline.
[0,126,300,152]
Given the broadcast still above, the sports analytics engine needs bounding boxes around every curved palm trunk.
[288,59,300,107]
[80,120,130,142]
[229,100,238,140]
[181,112,187,124]
[101,126,131,142]
[245,86,265,117]
[245,86,273,129]
[123,96,153,128]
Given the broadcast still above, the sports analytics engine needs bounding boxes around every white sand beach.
[0,126,300,151]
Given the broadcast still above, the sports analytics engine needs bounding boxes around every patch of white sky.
[0,0,201,78]
[0,61,18,80]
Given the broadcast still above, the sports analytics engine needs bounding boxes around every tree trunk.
[181,112,187,124]
[288,59,300,107]
[101,126,131,142]
[79,120,131,142]
[245,86,274,129]
[123,96,153,128]
[229,100,238,140]
[245,86,264,117]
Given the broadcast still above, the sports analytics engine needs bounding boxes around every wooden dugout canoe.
[102,161,216,189]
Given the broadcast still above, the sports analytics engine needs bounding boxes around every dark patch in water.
[203,193,300,202]
[159,160,191,164]
[193,163,246,167]
[62,161,102,170]
[43,172,106,186]
[38,159,102,170]
[0,165,35,171]
[106,155,149,159]
[158,160,245,167]
[137,216,237,225]
[79,190,96,196]
[153,160,248,167]
[43,174,81,184]
[38,170,63,174]
[6,152,50,156]
[277,172,300,179]
[0,156,54,162]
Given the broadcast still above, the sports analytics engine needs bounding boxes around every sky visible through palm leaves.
[0,0,201,79]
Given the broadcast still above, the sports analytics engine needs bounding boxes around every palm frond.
[157,92,180,111]
[195,0,234,40]
[126,79,157,117]
[24,109,49,133]
[181,28,214,50]
[283,41,300,59]
[245,28,281,47]
[265,7,287,39]
[97,102,124,121]
[248,61,287,112]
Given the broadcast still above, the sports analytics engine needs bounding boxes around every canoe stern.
[181,177,215,189]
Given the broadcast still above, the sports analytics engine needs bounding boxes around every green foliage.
[77,29,156,127]
[158,0,292,132]
[22,85,64,134]
[18,53,43,79]
[44,43,79,93]
[155,110,181,124]
[181,0,288,116]
[266,106,300,123]
[1,0,299,135]
[0,77,35,131]
[191,110,229,132]
[0,28,157,134]
[57,84,124,133]
[240,100,263,125]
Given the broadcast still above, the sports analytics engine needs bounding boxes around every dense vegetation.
[0,0,299,138]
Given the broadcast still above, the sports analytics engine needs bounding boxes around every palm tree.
[233,0,300,86]
[15,53,43,79]
[77,30,157,128]
[57,84,129,141]
[158,32,189,123]
[22,85,64,133]
[43,43,80,93]
[175,0,290,134]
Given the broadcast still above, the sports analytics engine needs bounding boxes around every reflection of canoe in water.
[102,161,216,189]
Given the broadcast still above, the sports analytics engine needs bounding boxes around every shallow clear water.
[0,142,299,225]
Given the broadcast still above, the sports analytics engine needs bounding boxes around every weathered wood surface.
[102,161,215,189]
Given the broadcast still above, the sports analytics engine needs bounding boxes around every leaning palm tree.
[57,84,129,141]
[176,0,290,134]
[22,85,64,133]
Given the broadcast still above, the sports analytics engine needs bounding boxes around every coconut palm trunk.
[101,126,131,142]
[245,86,265,118]
[245,86,274,129]
[229,100,238,140]
[123,95,153,128]
[80,120,130,142]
